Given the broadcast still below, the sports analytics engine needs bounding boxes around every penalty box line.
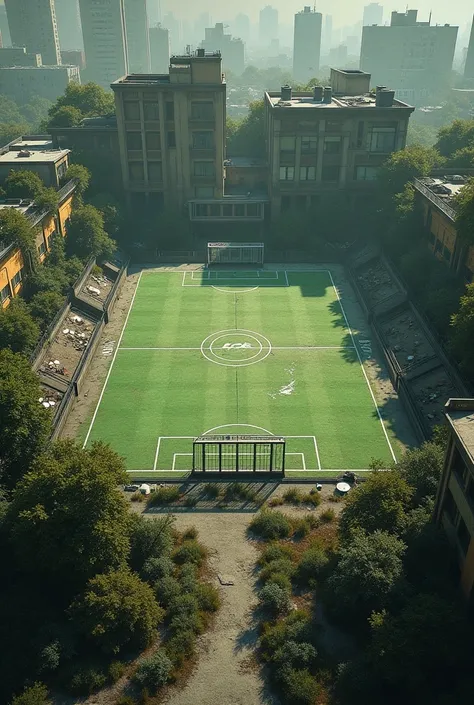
[153,435,320,472]
[119,346,355,351]
[182,271,287,286]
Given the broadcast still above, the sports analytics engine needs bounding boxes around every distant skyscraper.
[259,5,278,45]
[55,0,83,51]
[124,0,150,73]
[323,15,333,53]
[4,0,61,65]
[363,3,383,27]
[79,0,128,87]
[465,15,474,81]
[0,6,11,47]
[293,7,322,83]
[202,23,245,75]
[149,24,169,73]
[163,12,180,54]
[146,0,162,27]
[235,13,250,43]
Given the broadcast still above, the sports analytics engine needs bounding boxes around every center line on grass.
[83,271,143,448]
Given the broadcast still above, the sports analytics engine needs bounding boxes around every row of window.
[0,267,24,304]
[279,165,379,183]
[194,202,261,218]
[123,100,214,123]
[279,127,396,155]
[126,130,214,152]
[128,161,216,183]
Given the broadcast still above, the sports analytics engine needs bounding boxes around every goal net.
[193,435,285,473]
[207,242,264,265]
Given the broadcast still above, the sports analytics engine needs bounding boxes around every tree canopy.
[0,298,40,355]
[227,100,265,157]
[454,178,474,246]
[377,145,444,197]
[46,83,115,130]
[450,282,474,377]
[4,170,44,199]
[435,119,474,158]
[66,204,116,261]
[396,442,444,504]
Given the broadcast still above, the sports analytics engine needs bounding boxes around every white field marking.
[326,269,397,463]
[284,270,289,287]
[118,345,354,351]
[200,328,272,367]
[120,347,202,350]
[83,271,143,448]
[172,451,306,472]
[153,436,194,471]
[172,453,193,471]
[153,437,162,471]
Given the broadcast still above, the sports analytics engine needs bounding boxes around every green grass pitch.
[82,269,397,474]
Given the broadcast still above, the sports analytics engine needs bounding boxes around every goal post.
[192,435,285,474]
[207,242,264,266]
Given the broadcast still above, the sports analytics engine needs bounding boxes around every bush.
[142,556,175,583]
[260,611,311,661]
[296,546,329,587]
[133,650,173,693]
[260,558,295,584]
[283,487,303,504]
[168,593,199,619]
[184,494,198,507]
[116,697,135,705]
[269,496,284,506]
[178,562,198,592]
[278,666,320,705]
[169,610,204,635]
[155,575,182,608]
[183,526,198,540]
[165,630,196,666]
[259,543,294,565]
[266,572,292,592]
[320,508,335,523]
[275,641,317,668]
[259,582,291,615]
[250,510,291,539]
[69,667,106,695]
[302,492,321,507]
[108,661,125,683]
[203,483,220,499]
[148,486,181,505]
[224,483,258,502]
[173,539,207,566]
[195,582,221,612]
[10,683,51,705]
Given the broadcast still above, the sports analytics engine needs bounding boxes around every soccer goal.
[207,242,264,266]
[192,435,285,473]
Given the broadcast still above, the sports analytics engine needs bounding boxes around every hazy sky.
[161,0,472,29]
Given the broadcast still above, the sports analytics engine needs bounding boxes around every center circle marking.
[201,329,272,367]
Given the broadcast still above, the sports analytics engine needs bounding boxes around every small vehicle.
[124,484,140,492]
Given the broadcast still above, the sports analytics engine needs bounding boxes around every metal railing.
[414,179,457,222]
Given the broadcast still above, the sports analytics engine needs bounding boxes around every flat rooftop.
[446,399,474,465]
[267,91,411,109]
[0,148,69,163]
[417,175,469,202]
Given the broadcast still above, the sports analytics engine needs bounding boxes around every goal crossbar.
[193,434,285,473]
[207,242,264,265]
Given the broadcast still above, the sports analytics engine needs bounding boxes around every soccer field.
[82,269,397,475]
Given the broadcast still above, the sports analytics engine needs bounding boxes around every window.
[457,517,471,556]
[193,131,214,149]
[356,166,379,181]
[194,161,215,177]
[11,268,23,289]
[324,137,341,154]
[223,204,233,217]
[279,166,294,181]
[191,101,214,121]
[143,102,159,121]
[165,102,174,121]
[129,162,144,182]
[0,283,10,304]
[57,161,67,180]
[300,166,316,181]
[247,203,259,217]
[280,136,296,153]
[124,101,140,121]
[301,136,317,153]
[127,132,142,151]
[146,132,161,150]
[167,131,176,148]
[443,245,451,263]
[195,186,214,198]
[322,165,340,182]
[367,127,396,153]
[38,241,47,256]
[357,121,364,147]
[442,488,458,524]
[235,204,245,217]
[148,162,162,182]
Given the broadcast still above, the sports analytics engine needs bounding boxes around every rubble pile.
[84,273,111,300]
[61,315,92,351]
[38,389,62,410]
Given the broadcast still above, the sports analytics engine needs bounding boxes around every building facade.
[360,10,458,105]
[434,399,474,601]
[293,7,322,84]
[202,24,245,76]
[0,47,42,67]
[112,50,226,211]
[259,6,278,46]
[55,0,84,51]
[4,0,61,65]
[465,16,474,82]
[363,3,383,27]
[0,65,80,103]
[265,69,414,217]
[149,25,170,74]
[124,0,150,73]
[79,0,128,87]
[0,136,70,187]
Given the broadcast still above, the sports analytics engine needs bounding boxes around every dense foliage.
[46,83,115,129]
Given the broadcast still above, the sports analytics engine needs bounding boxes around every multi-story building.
[264,69,414,217]
[465,15,474,82]
[4,0,61,65]
[79,0,128,87]
[293,7,322,84]
[0,65,80,102]
[363,3,383,27]
[55,0,84,51]
[149,25,170,74]
[124,0,150,73]
[434,398,474,600]
[202,24,245,76]
[112,50,226,211]
[360,10,458,105]
[259,6,278,46]
[0,47,42,67]
[0,136,70,187]
[61,50,86,70]
[0,6,11,47]
[234,13,250,44]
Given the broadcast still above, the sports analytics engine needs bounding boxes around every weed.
[320,508,336,523]
[148,486,181,506]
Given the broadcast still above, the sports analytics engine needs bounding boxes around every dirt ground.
[39,311,96,383]
[380,309,435,372]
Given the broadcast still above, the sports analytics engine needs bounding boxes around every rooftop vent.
[313,85,323,102]
[376,89,395,107]
[323,86,332,104]
[281,85,292,101]
[197,48,205,57]
[17,150,31,158]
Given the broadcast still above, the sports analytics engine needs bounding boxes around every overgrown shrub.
[148,486,181,505]
[173,539,207,566]
[224,483,258,502]
[266,572,292,592]
[250,510,291,539]
[259,543,294,566]
[320,508,335,523]
[142,556,175,583]
[195,582,220,612]
[133,650,173,693]
[277,666,320,705]
[69,667,107,695]
[108,661,125,683]
[260,558,295,584]
[283,487,303,504]
[203,483,220,499]
[178,562,198,592]
[182,526,198,540]
[167,593,200,620]
[296,546,329,587]
[259,583,291,615]
[169,610,204,636]
[165,629,196,666]
[275,641,317,669]
[155,575,182,608]
[260,611,311,661]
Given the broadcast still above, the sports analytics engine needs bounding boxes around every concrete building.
[264,69,414,217]
[329,45,349,67]
[61,50,86,70]
[363,3,383,27]
[55,0,84,51]
[202,24,245,76]
[112,50,226,211]
[0,47,42,67]
[146,0,161,27]
[465,16,474,82]
[0,65,80,102]
[360,10,458,104]
[234,14,250,44]
[435,399,474,600]
[149,25,170,74]
[293,7,322,84]
[0,6,11,47]
[0,136,70,187]
[79,0,128,87]
[4,0,61,65]
[259,6,278,46]
[124,0,150,73]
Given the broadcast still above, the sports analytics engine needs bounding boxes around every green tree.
[0,208,37,273]
[35,187,59,214]
[20,96,52,129]
[4,170,44,199]
[448,146,474,168]
[0,298,40,355]
[378,145,443,196]
[450,282,474,377]
[0,95,25,124]
[396,442,444,503]
[69,569,163,654]
[29,290,65,331]
[339,471,413,539]
[326,531,406,621]
[47,83,115,129]
[406,121,438,148]
[66,204,116,260]
[0,123,30,147]
[8,440,130,587]
[9,683,51,705]
[0,349,51,488]
[65,163,91,198]
[89,193,123,236]
[435,119,474,158]
[47,105,83,128]
[129,514,174,573]
[226,100,265,157]
[454,178,474,246]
